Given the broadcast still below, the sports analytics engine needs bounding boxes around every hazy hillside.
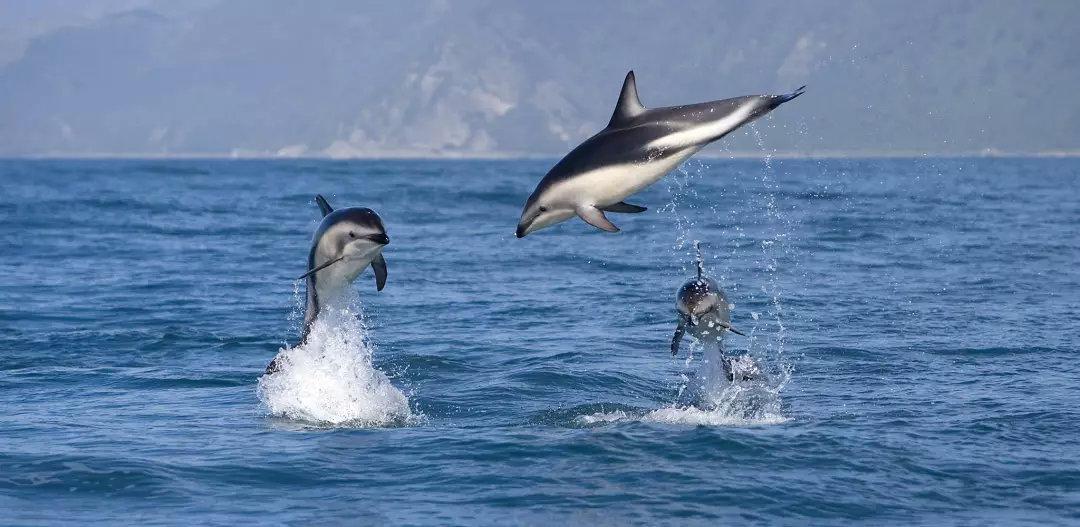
[1,0,1077,157]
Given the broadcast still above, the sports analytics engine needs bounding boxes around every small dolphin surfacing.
[671,249,755,382]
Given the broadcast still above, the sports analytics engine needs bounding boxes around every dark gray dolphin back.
[267,196,338,373]
[301,195,337,344]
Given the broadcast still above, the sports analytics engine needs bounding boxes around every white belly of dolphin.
[314,255,375,308]
[559,148,698,207]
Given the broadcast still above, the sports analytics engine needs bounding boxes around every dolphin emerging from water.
[516,71,805,237]
[671,261,745,357]
[671,250,753,381]
[265,195,389,374]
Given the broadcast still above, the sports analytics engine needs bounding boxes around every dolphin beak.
[366,233,390,245]
[515,224,526,238]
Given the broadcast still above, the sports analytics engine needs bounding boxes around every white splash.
[645,144,798,428]
[577,344,790,428]
[666,343,790,426]
[691,345,789,418]
[579,402,788,428]
[577,410,634,425]
[643,405,789,427]
[257,293,415,427]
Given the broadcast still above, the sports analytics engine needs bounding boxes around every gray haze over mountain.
[1,0,1078,157]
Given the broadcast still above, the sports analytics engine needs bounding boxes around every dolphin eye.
[538,206,548,213]
[348,231,355,238]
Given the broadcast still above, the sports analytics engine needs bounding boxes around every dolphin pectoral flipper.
[315,195,334,217]
[721,322,747,337]
[600,202,647,214]
[577,206,620,233]
[372,253,387,291]
[671,319,686,356]
[298,255,344,280]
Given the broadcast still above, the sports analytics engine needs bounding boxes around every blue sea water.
[0,156,1078,525]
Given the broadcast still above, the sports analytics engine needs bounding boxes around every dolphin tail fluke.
[774,85,806,106]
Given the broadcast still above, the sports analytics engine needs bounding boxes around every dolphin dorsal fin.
[694,240,704,279]
[608,70,645,128]
[315,195,334,217]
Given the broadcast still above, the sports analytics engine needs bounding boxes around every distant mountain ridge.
[1,0,1078,157]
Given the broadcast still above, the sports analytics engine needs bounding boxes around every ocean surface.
[1,156,1078,525]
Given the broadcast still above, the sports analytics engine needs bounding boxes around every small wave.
[576,410,635,425]
[576,344,791,428]
[256,297,417,427]
[645,406,789,426]
[577,406,788,427]
[132,163,211,176]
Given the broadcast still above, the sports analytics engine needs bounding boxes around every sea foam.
[577,345,791,428]
[257,293,415,426]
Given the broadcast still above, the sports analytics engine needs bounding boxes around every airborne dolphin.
[265,195,389,374]
[516,71,805,237]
